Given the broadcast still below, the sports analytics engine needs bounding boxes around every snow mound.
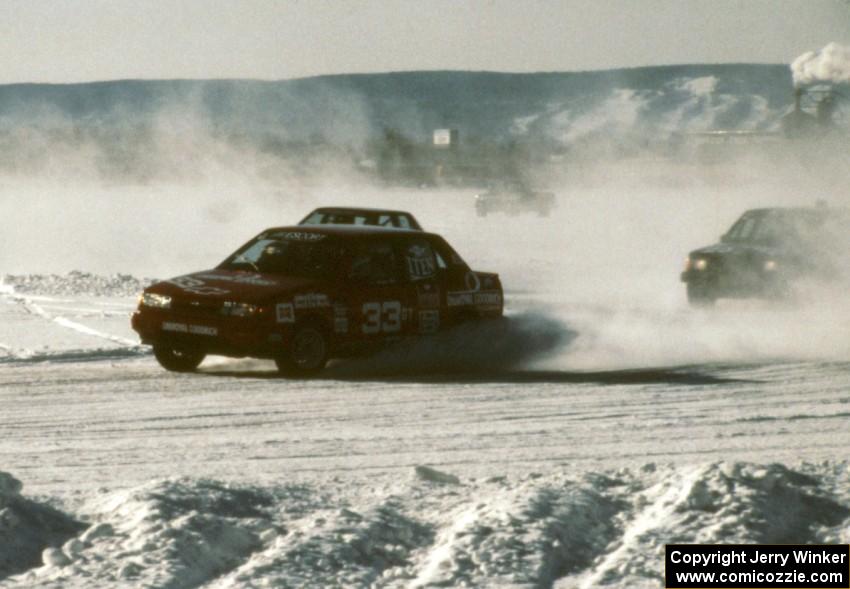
[565,462,850,588]
[221,500,434,587]
[2,463,849,588]
[414,465,461,485]
[1,271,154,298]
[0,471,86,581]
[10,478,274,588]
[409,473,626,588]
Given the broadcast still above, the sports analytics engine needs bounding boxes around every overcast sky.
[1,0,848,84]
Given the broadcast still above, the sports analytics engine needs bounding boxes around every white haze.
[2,85,849,372]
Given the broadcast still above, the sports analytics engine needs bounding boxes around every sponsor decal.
[418,310,440,334]
[333,304,348,318]
[334,317,349,334]
[294,293,330,309]
[474,292,502,306]
[276,303,295,323]
[406,244,437,279]
[196,273,276,286]
[167,276,230,296]
[189,325,218,336]
[446,292,474,307]
[162,322,218,336]
[268,231,327,242]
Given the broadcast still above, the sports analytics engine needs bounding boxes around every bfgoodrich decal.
[294,293,330,309]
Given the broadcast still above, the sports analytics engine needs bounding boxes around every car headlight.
[764,260,777,272]
[221,301,259,317]
[140,292,171,309]
[693,259,708,271]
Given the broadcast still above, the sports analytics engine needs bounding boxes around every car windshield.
[219,231,342,278]
[301,211,413,229]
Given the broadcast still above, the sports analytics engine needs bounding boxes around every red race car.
[132,225,503,375]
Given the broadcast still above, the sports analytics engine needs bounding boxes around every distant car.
[132,225,502,375]
[475,184,555,217]
[299,207,423,231]
[681,206,850,305]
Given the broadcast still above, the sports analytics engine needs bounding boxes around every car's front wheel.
[153,344,206,372]
[275,324,329,377]
[686,283,717,307]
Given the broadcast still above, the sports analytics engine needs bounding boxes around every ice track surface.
[1,276,850,588]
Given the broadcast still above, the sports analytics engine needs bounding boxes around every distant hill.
[0,65,794,146]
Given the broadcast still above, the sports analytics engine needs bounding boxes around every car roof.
[261,224,436,239]
[742,206,850,221]
[308,206,416,216]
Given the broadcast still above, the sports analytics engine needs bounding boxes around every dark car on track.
[474,184,555,217]
[132,225,502,375]
[299,207,423,231]
[681,206,850,305]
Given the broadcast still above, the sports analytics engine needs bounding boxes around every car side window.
[377,214,395,227]
[403,239,438,281]
[753,217,785,244]
[727,217,756,242]
[430,236,469,269]
[434,249,448,270]
[349,242,399,285]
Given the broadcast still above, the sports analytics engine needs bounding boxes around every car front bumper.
[131,308,283,358]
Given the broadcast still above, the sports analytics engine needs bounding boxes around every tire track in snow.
[1,287,138,348]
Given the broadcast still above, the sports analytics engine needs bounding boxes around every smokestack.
[816,94,836,127]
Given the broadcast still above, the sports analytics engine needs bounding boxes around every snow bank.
[0,471,86,581]
[1,271,154,298]
[2,462,848,588]
[10,478,274,588]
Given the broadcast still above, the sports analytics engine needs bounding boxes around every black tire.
[275,324,329,377]
[686,283,716,307]
[153,344,205,372]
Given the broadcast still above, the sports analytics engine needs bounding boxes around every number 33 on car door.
[361,301,402,334]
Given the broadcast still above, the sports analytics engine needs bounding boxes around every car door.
[346,238,417,342]
[399,236,443,334]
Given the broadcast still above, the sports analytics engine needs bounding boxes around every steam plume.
[791,42,850,88]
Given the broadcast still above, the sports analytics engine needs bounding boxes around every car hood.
[145,269,321,303]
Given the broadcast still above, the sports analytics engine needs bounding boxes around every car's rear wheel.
[686,283,717,307]
[153,344,206,372]
[275,324,329,377]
